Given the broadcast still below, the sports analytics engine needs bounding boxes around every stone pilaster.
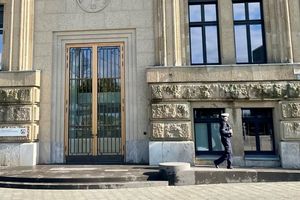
[264,0,294,63]
[218,0,236,64]
[19,0,34,70]
[154,0,188,66]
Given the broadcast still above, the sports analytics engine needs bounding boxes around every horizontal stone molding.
[0,87,40,103]
[146,64,299,83]
[152,103,190,119]
[0,70,40,87]
[0,123,39,142]
[0,105,39,122]
[281,121,300,140]
[151,122,191,141]
[150,81,300,100]
[281,102,300,118]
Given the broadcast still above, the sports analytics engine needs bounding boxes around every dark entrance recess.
[194,108,225,155]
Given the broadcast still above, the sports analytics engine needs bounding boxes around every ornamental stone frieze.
[151,82,300,100]
[282,102,300,118]
[152,103,190,119]
[152,122,191,140]
[281,121,300,140]
[0,106,39,122]
[0,88,40,103]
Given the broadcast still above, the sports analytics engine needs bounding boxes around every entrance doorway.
[64,43,125,164]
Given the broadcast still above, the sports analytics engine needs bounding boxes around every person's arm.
[220,121,232,137]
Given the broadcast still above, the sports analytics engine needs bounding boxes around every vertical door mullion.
[121,44,125,156]
[92,45,98,156]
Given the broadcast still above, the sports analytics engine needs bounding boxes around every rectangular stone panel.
[0,87,40,103]
[0,105,39,122]
[149,141,195,165]
[151,121,192,140]
[280,142,300,169]
[0,70,40,87]
[281,121,300,140]
[152,103,190,119]
[281,102,300,118]
[0,124,39,142]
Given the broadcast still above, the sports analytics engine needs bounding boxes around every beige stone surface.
[0,71,40,87]
[147,64,298,83]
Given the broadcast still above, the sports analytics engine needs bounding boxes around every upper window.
[189,0,220,65]
[0,5,3,69]
[233,0,266,64]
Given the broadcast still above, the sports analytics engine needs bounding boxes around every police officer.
[214,113,233,169]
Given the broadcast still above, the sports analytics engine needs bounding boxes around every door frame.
[64,42,126,163]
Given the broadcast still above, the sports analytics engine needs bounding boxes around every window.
[194,109,224,155]
[242,108,275,155]
[189,0,220,65]
[233,0,266,64]
[0,5,3,69]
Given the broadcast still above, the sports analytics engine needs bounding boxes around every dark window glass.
[194,109,225,155]
[233,0,266,64]
[189,1,220,65]
[242,108,275,155]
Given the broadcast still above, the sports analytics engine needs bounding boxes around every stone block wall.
[0,71,40,143]
[147,65,300,168]
[279,102,300,168]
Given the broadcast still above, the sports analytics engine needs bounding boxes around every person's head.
[221,113,229,122]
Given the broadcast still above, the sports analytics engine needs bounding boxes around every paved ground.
[0,182,299,200]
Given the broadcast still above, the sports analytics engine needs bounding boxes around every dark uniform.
[214,118,233,169]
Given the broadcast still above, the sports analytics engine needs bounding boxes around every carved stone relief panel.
[282,102,300,118]
[151,81,300,100]
[0,106,39,122]
[152,103,190,119]
[152,122,191,140]
[0,88,39,103]
[281,121,300,139]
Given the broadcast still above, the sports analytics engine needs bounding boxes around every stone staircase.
[0,165,168,189]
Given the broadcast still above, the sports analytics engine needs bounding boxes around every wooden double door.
[65,43,125,164]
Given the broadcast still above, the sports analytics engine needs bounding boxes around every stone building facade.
[0,0,299,168]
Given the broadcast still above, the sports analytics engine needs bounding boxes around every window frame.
[188,0,221,65]
[242,108,275,155]
[232,0,267,64]
[194,108,225,156]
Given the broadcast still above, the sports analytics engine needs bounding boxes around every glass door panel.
[97,46,122,155]
[68,47,93,156]
[211,123,223,151]
[243,121,257,151]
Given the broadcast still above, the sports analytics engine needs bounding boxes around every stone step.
[164,167,300,185]
[0,175,154,183]
[0,180,169,190]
